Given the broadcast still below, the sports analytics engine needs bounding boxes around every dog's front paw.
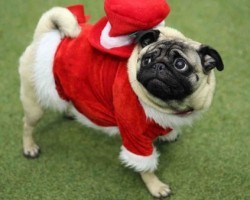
[141,172,171,198]
[147,180,171,198]
[23,143,40,158]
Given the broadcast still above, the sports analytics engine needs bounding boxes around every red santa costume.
[35,1,173,172]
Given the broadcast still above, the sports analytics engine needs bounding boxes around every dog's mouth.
[146,79,168,97]
[145,80,195,116]
[174,108,194,116]
[144,79,195,116]
[145,78,186,101]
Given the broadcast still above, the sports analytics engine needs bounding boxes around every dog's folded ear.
[199,45,224,73]
[133,30,160,48]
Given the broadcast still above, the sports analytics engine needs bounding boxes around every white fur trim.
[119,146,159,172]
[140,100,201,129]
[100,20,165,49]
[72,107,119,136]
[154,20,165,29]
[100,22,133,49]
[33,30,68,111]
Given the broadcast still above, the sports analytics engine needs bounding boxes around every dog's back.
[39,22,127,125]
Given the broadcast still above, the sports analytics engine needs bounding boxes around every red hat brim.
[88,17,135,58]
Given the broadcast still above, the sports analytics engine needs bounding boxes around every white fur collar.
[139,99,202,129]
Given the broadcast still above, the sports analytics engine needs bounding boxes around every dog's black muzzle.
[137,51,193,101]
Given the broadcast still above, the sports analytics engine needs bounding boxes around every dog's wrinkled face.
[128,27,224,115]
[137,40,196,101]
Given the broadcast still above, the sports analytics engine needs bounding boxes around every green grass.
[0,0,250,199]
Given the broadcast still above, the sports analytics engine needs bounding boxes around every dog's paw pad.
[23,144,40,158]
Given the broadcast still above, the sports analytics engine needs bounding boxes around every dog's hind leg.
[19,46,44,158]
[21,91,43,158]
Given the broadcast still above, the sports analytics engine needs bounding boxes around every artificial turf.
[0,0,249,199]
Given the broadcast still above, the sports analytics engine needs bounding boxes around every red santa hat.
[88,0,171,58]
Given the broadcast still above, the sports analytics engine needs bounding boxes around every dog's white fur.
[34,30,68,111]
[19,7,216,198]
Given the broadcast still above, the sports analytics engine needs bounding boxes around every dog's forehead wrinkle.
[147,40,194,58]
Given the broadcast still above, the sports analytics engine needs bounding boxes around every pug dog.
[19,7,224,198]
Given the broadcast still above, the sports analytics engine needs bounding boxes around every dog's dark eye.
[174,58,188,72]
[142,57,152,66]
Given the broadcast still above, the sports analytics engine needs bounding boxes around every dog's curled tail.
[33,7,81,40]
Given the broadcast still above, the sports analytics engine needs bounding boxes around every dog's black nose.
[152,63,166,72]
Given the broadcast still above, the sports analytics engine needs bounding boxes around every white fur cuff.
[119,146,159,172]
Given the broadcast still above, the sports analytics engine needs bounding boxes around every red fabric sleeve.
[116,114,154,156]
[113,64,172,156]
